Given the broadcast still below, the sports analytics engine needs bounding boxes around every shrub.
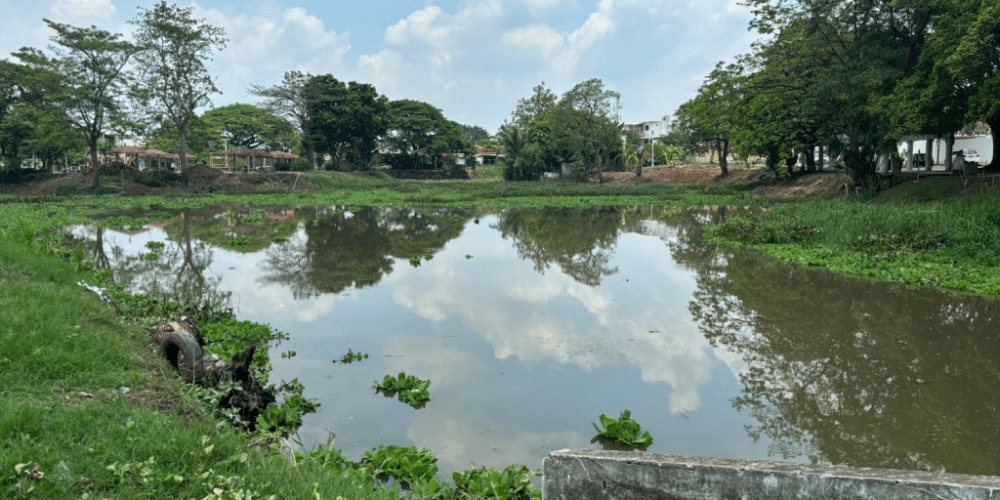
[276,158,312,172]
[504,143,547,181]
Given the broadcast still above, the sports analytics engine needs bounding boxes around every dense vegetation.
[671,0,1000,187]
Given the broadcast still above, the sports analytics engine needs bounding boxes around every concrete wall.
[543,449,1000,500]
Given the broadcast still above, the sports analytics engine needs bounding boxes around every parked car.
[962,149,981,164]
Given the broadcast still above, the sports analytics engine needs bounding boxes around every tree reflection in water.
[109,210,229,314]
[259,207,471,298]
[670,207,1000,475]
[496,207,621,286]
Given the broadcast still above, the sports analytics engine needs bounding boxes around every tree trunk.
[924,137,933,171]
[944,133,955,172]
[636,149,642,177]
[818,143,825,171]
[986,115,1000,171]
[595,147,604,184]
[719,139,729,176]
[905,139,914,170]
[784,155,796,177]
[90,140,101,189]
[804,147,816,173]
[179,124,190,186]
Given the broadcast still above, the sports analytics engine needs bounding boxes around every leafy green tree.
[129,1,227,185]
[42,19,141,187]
[385,99,470,170]
[460,124,490,144]
[674,62,745,176]
[249,71,318,168]
[509,81,557,130]
[306,75,389,170]
[940,0,1000,170]
[557,78,622,182]
[339,81,389,169]
[738,0,937,185]
[200,103,296,151]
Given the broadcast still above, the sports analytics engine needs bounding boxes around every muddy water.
[88,204,1000,477]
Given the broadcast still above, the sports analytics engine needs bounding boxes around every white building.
[624,115,673,144]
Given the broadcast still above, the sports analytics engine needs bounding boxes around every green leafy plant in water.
[451,464,541,500]
[145,240,166,251]
[359,445,438,489]
[409,255,422,267]
[591,409,653,450]
[336,348,368,364]
[255,378,320,436]
[373,372,431,408]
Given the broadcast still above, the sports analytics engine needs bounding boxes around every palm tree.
[498,124,526,163]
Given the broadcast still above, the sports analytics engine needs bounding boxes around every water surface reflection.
[87,204,1000,477]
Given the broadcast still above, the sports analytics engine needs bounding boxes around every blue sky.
[1,0,762,134]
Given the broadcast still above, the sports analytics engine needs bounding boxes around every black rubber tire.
[159,330,204,382]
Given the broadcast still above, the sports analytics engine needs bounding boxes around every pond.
[82,204,1000,478]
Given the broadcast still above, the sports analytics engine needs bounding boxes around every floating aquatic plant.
[373,372,431,408]
[591,409,653,450]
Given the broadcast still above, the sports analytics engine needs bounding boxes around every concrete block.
[543,449,1000,500]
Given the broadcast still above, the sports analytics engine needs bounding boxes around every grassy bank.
[0,211,399,498]
[711,178,1000,296]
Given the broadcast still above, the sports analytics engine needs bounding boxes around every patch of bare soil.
[604,165,851,200]
[2,165,317,197]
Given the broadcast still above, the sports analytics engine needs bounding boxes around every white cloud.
[49,0,116,20]
[384,220,719,415]
[195,4,353,107]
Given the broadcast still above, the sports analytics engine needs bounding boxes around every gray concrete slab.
[543,449,1000,500]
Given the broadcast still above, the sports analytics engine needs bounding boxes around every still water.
[84,204,1000,477]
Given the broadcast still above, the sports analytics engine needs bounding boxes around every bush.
[504,143,547,181]
[276,158,312,172]
[54,182,78,196]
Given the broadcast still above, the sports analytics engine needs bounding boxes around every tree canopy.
[385,99,470,170]
[129,1,227,184]
[200,103,296,151]
[306,76,389,170]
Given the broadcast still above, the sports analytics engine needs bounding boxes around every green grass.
[0,216,396,499]
[712,184,1000,295]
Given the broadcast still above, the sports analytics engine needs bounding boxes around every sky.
[1,0,763,135]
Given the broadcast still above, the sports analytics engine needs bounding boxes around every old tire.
[159,330,204,382]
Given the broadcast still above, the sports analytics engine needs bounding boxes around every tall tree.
[558,78,621,183]
[249,71,318,168]
[306,75,389,170]
[385,99,470,170]
[675,63,744,176]
[740,0,937,185]
[509,81,557,130]
[130,1,227,185]
[43,19,141,188]
[941,0,1000,170]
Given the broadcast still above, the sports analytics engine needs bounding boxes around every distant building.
[624,115,673,144]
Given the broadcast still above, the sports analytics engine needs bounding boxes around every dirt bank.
[2,164,850,200]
